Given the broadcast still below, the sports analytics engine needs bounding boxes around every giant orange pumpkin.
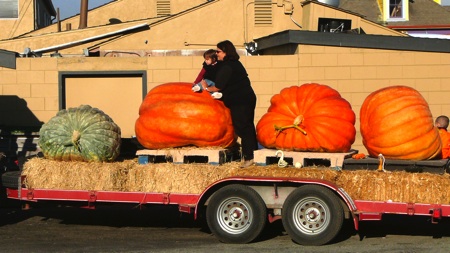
[135,82,235,149]
[256,83,356,152]
[360,85,441,160]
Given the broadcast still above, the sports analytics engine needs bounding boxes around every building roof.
[255,29,450,53]
[339,0,450,28]
[338,0,382,22]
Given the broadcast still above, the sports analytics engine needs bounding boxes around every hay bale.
[233,166,339,181]
[22,158,450,204]
[125,162,238,193]
[23,158,134,191]
[22,159,338,193]
[335,170,450,204]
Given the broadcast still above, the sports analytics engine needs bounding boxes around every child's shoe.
[192,85,201,92]
[211,92,223,99]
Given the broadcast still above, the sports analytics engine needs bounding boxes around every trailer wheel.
[206,184,267,244]
[282,185,344,246]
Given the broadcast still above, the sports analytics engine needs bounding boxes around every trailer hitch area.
[430,208,442,224]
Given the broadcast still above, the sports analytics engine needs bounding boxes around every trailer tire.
[1,171,21,188]
[282,185,344,246]
[206,184,267,244]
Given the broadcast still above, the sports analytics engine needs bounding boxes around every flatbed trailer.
[4,171,450,246]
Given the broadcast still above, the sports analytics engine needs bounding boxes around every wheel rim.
[292,197,331,235]
[216,197,253,235]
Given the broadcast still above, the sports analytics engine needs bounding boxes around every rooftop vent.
[255,0,272,26]
[157,0,171,16]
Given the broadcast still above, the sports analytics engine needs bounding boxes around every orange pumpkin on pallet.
[135,82,235,149]
[360,85,441,160]
[256,83,356,152]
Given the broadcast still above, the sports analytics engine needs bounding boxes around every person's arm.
[213,64,232,90]
[193,68,206,84]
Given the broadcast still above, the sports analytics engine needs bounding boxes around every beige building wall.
[0,0,404,57]
[296,45,450,153]
[2,47,450,154]
[2,0,303,56]
[0,21,152,55]
[31,0,207,35]
[96,0,307,52]
[0,0,35,40]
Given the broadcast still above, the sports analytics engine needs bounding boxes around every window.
[385,0,408,21]
[390,0,402,17]
[0,0,18,19]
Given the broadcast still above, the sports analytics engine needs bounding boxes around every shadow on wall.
[0,95,43,160]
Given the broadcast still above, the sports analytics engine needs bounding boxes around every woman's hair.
[217,40,240,61]
[203,49,218,61]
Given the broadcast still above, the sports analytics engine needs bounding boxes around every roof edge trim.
[254,30,450,53]
[32,23,149,54]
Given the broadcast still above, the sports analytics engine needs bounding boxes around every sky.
[51,0,113,20]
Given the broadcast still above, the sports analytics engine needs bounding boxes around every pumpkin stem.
[72,130,82,152]
[274,115,307,136]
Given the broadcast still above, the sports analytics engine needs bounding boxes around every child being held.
[192,49,222,99]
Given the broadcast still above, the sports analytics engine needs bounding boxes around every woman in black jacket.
[200,40,258,168]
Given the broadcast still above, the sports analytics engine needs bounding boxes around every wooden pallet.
[343,157,450,174]
[254,148,357,169]
[136,147,241,165]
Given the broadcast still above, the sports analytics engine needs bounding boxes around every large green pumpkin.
[39,105,121,162]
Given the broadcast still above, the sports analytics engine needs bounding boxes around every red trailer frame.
[6,175,450,230]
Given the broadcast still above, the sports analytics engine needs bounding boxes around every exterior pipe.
[57,8,61,32]
[79,0,88,29]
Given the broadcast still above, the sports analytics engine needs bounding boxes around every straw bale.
[125,162,238,193]
[233,166,340,181]
[23,158,134,191]
[335,170,450,204]
[22,158,450,204]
